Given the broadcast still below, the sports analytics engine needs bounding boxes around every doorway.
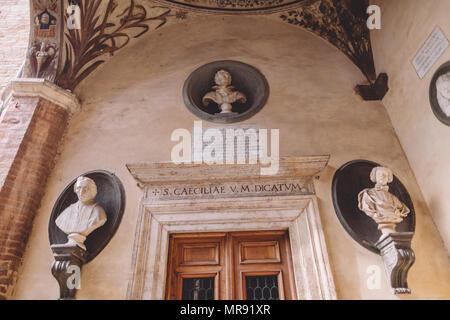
[165,230,297,300]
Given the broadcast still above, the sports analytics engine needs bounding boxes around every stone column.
[0,79,79,299]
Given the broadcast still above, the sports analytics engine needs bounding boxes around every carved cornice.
[127,155,330,185]
[1,78,81,116]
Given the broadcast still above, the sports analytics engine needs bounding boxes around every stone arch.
[16,0,384,100]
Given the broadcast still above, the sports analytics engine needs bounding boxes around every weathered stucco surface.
[13,15,450,299]
[371,0,450,253]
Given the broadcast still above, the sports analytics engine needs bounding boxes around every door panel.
[166,233,226,300]
[165,231,296,300]
[239,241,281,264]
[231,231,296,300]
[180,242,221,266]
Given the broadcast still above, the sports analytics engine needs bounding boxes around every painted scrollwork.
[56,0,180,91]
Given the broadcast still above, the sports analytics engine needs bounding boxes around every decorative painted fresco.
[154,0,307,13]
[22,0,62,80]
[56,0,183,91]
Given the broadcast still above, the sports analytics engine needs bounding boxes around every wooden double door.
[165,230,297,300]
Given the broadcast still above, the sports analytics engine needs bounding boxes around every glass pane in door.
[182,277,215,300]
[245,275,279,300]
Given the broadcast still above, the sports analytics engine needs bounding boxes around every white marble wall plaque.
[412,27,449,79]
[193,124,260,163]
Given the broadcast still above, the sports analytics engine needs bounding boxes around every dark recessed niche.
[332,160,415,255]
[48,170,126,263]
[183,60,270,123]
[429,60,450,126]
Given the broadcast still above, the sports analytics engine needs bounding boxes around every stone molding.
[127,155,330,185]
[126,195,337,300]
[1,78,80,116]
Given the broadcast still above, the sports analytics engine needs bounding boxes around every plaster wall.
[12,15,450,299]
[371,0,450,253]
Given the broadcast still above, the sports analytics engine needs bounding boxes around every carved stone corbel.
[376,232,415,294]
[356,73,389,101]
[51,244,86,300]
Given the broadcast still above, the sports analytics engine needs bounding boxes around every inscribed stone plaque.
[412,27,449,79]
[193,124,261,164]
[146,180,313,201]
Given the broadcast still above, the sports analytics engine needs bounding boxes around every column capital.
[1,79,80,116]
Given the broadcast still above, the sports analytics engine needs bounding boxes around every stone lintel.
[127,155,330,186]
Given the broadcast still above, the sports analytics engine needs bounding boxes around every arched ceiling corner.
[149,0,315,15]
[21,0,387,100]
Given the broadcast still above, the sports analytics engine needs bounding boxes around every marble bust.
[55,176,107,250]
[202,70,247,114]
[358,167,410,241]
[436,72,450,117]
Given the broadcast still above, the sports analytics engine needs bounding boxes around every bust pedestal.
[375,232,415,294]
[51,243,87,300]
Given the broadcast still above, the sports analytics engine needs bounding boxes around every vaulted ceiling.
[23,0,387,100]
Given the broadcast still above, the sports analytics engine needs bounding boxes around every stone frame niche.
[183,60,270,124]
[126,156,336,300]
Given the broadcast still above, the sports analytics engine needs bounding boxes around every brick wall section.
[0,0,30,94]
[0,96,68,299]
